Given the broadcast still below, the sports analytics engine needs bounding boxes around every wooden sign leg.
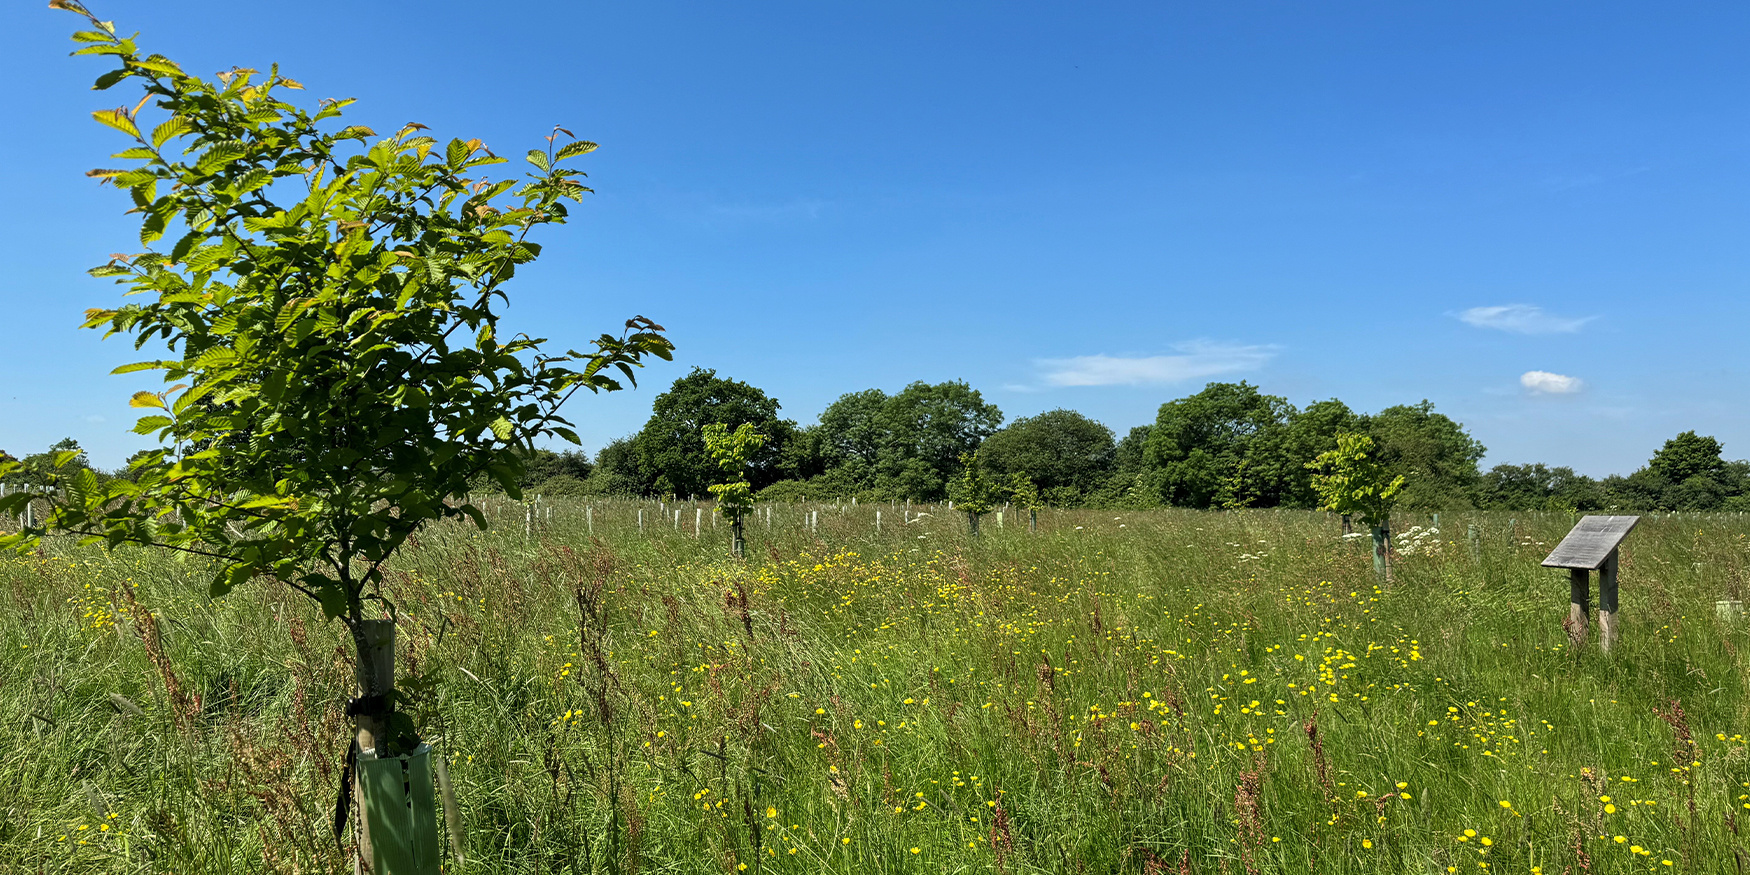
[1598,548,1619,653]
[1569,568,1590,648]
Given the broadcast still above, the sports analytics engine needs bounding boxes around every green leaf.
[140,211,166,245]
[488,416,513,440]
[555,140,598,160]
[74,468,100,503]
[131,415,173,435]
[92,68,129,90]
[316,584,349,620]
[233,168,271,194]
[91,107,140,138]
[151,116,190,148]
[525,149,551,171]
[193,141,246,176]
[169,230,200,263]
[111,360,170,374]
[132,57,184,77]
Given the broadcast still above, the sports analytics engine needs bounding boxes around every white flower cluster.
[1396,526,1442,557]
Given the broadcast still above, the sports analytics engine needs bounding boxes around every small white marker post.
[637,509,644,534]
[695,508,702,538]
[876,510,881,534]
[586,506,593,535]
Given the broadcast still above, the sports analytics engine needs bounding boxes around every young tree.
[2,5,672,860]
[704,422,765,558]
[1308,433,1405,577]
[948,451,997,536]
[1008,472,1044,533]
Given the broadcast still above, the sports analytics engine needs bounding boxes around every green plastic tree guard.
[358,743,440,875]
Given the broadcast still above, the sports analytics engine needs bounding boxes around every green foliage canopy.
[1365,401,1484,509]
[630,368,796,498]
[0,5,672,627]
[1307,432,1404,529]
[978,408,1115,505]
[704,422,765,526]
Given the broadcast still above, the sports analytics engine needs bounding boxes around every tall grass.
[3,500,1748,873]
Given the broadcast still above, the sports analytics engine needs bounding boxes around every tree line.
[11,368,1750,513]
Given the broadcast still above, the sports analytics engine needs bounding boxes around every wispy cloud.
[1036,341,1277,388]
[1457,304,1594,335]
[1521,370,1584,395]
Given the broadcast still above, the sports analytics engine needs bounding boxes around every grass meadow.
[3,501,1749,874]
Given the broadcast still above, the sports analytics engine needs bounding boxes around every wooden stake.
[1569,568,1590,648]
[1598,548,1620,653]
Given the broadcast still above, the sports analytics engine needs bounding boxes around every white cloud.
[1036,341,1277,388]
[1457,304,1593,335]
[1521,370,1584,395]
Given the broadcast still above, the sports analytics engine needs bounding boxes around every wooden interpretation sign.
[1542,515,1639,652]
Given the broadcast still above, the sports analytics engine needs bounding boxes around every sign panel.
[1541,515,1640,570]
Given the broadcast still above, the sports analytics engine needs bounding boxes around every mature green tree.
[1273,399,1363,507]
[1087,425,1155,507]
[1365,401,1485,509]
[876,381,1003,501]
[1605,431,1747,511]
[1650,431,1728,484]
[978,409,1115,506]
[630,368,796,498]
[1142,382,1295,508]
[2,11,672,856]
[801,381,1001,501]
[1113,425,1151,474]
[1477,463,1603,512]
[583,437,647,495]
[810,388,891,494]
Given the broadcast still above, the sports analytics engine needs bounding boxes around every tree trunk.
[731,517,745,559]
[1029,508,1037,534]
[968,511,980,537]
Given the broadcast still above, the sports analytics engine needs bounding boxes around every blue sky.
[2,1,1747,476]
